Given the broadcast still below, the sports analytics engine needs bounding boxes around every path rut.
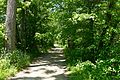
[9,48,68,80]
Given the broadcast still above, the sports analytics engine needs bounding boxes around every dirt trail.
[9,47,68,80]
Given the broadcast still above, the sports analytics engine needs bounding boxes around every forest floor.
[9,46,68,80]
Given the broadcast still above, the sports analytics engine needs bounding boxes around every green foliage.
[0,23,4,49]
[64,47,97,64]
[0,50,30,79]
[55,0,120,63]
[0,0,6,23]
[69,59,120,80]
[0,58,17,80]
[8,50,30,70]
[64,49,81,65]
[1,0,120,79]
[16,0,54,52]
[35,32,54,52]
[69,61,95,80]
[0,0,5,49]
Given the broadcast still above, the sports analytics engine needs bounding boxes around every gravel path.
[9,48,68,80]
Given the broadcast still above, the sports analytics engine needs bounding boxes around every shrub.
[68,58,120,80]
[35,32,54,53]
[68,61,95,80]
[64,47,97,64]
[0,58,17,80]
[7,50,30,70]
[0,50,30,79]
[64,48,82,65]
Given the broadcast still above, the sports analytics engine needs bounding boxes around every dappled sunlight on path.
[9,47,68,80]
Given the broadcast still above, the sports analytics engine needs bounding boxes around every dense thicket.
[16,0,55,53]
[55,0,120,62]
[0,0,120,79]
[52,0,120,79]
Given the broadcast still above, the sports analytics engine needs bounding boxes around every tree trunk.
[68,37,74,49]
[5,0,16,51]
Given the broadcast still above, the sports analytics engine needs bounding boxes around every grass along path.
[9,47,68,80]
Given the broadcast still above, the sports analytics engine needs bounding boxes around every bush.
[0,59,17,80]
[64,48,96,65]
[35,32,54,53]
[68,58,120,80]
[68,61,95,80]
[64,48,82,65]
[8,50,30,70]
[0,50,30,79]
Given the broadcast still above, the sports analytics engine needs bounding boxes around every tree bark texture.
[5,0,16,51]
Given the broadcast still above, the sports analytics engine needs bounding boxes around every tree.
[53,0,120,62]
[5,0,16,51]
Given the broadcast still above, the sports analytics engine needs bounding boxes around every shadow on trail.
[9,47,68,80]
[10,74,66,80]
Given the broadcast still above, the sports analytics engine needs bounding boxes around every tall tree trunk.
[5,0,16,51]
